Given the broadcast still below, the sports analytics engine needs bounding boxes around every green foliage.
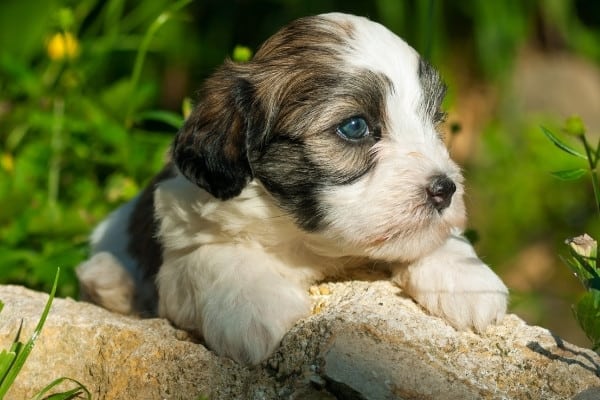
[543,118,600,351]
[0,268,91,399]
[468,119,596,263]
[573,289,600,351]
[0,0,192,297]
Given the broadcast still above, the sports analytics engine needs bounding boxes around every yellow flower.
[47,32,80,61]
[1,153,14,172]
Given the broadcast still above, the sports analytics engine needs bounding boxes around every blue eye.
[336,117,370,141]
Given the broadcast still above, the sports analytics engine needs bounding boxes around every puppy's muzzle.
[427,174,456,212]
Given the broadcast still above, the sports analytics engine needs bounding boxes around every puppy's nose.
[427,174,456,212]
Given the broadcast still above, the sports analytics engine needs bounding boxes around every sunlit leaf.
[541,126,586,159]
[32,377,91,400]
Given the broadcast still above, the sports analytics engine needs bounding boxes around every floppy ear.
[172,62,256,200]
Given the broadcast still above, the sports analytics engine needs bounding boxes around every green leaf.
[541,126,587,159]
[573,289,600,351]
[563,247,600,290]
[550,168,587,181]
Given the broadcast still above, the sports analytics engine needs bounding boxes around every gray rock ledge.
[1,281,599,399]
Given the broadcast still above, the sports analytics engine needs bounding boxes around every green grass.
[0,268,91,399]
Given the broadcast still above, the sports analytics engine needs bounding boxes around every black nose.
[427,175,456,212]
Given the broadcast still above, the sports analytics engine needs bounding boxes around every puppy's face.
[174,13,465,262]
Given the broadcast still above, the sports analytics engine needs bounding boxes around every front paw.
[201,282,311,365]
[400,258,508,332]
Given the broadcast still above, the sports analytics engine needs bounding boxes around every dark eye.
[336,117,370,141]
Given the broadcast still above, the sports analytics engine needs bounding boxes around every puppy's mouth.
[364,176,459,249]
[366,218,446,248]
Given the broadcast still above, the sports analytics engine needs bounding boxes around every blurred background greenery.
[1,0,599,347]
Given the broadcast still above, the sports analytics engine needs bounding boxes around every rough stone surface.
[1,281,599,399]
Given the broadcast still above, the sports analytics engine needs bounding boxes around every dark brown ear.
[172,62,256,200]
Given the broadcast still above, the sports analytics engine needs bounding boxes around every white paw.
[399,243,508,332]
[200,280,311,365]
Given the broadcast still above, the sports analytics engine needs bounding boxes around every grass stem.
[48,97,65,208]
[125,0,192,127]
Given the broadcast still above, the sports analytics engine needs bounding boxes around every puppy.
[77,13,508,365]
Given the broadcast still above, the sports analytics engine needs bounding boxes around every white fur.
[154,175,359,364]
[394,232,508,331]
[77,13,508,365]
[76,252,135,315]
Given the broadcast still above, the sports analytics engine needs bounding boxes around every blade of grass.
[595,136,600,164]
[0,268,60,399]
[32,377,91,400]
[135,110,184,129]
[0,350,16,385]
[10,320,23,349]
[0,320,23,387]
[125,0,192,127]
[541,126,587,159]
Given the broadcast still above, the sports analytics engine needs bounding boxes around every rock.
[1,281,599,399]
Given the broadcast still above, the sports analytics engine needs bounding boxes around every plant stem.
[595,136,600,169]
[125,0,192,128]
[581,135,600,217]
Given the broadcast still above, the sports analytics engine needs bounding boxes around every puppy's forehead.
[321,13,446,131]
[322,13,421,86]
[301,13,443,127]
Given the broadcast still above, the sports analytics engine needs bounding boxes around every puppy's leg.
[76,252,136,315]
[157,244,311,365]
[393,233,508,332]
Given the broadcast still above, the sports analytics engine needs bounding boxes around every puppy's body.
[77,13,508,365]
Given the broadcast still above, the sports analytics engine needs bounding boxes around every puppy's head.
[173,13,465,262]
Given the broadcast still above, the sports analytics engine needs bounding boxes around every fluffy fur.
[77,13,508,365]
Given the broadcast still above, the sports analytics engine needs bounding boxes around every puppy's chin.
[299,206,464,264]
[361,214,464,262]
